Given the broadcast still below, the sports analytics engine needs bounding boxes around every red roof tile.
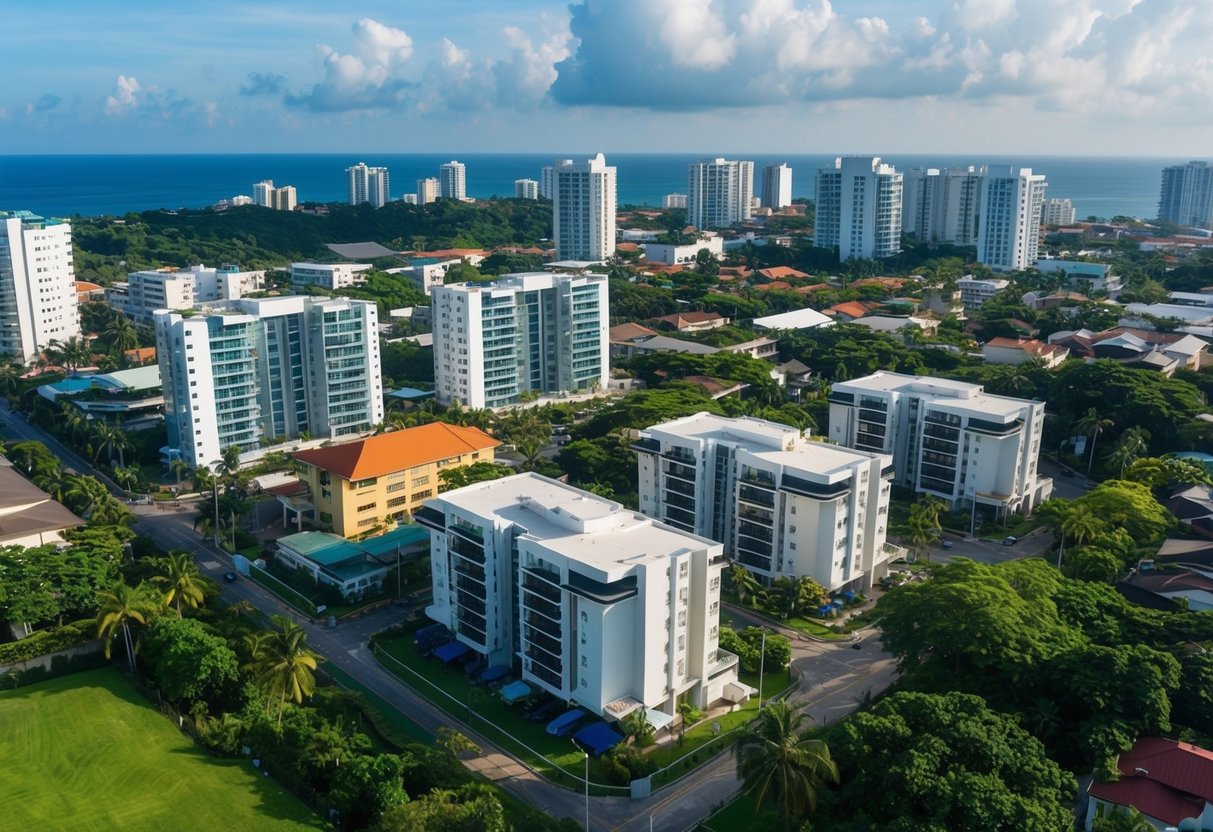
[1089,737,1213,825]
[293,422,499,481]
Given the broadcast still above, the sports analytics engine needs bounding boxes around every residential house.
[1085,736,1213,830]
[851,315,941,338]
[651,311,729,332]
[752,308,834,332]
[982,337,1070,368]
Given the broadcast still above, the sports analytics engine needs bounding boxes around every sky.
[3,0,1213,156]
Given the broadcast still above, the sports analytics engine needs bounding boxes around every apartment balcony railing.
[521,572,561,604]
[521,591,561,622]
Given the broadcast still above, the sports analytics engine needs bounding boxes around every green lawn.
[700,793,780,831]
[0,669,326,832]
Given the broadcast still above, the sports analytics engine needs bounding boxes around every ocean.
[0,153,1184,222]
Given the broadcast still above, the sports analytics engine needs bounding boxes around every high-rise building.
[431,272,609,409]
[902,166,983,244]
[539,165,554,200]
[828,371,1052,518]
[663,194,688,209]
[439,161,467,200]
[155,296,383,468]
[514,179,539,200]
[0,211,81,364]
[253,180,275,208]
[417,178,439,206]
[1158,161,1213,229]
[270,185,297,212]
[687,158,754,229]
[813,156,903,261]
[761,163,793,209]
[416,473,746,715]
[552,154,617,262]
[976,167,1047,271]
[1041,198,1076,227]
[347,162,390,208]
[634,414,894,593]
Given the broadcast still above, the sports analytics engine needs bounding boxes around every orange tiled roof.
[293,422,499,481]
[825,301,876,319]
[753,281,792,291]
[75,280,103,293]
[984,337,1067,358]
[610,322,658,341]
[123,346,156,362]
[757,266,810,280]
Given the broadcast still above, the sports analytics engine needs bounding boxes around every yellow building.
[292,422,499,538]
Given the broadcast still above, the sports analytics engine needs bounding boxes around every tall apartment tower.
[761,163,793,209]
[416,473,745,715]
[828,372,1052,519]
[634,414,894,593]
[514,179,539,200]
[1041,198,1076,227]
[431,272,609,409]
[976,167,1047,271]
[439,161,467,200]
[539,165,555,200]
[253,180,275,208]
[0,211,81,364]
[1158,161,1213,229]
[417,178,439,206]
[687,158,755,229]
[552,154,617,262]
[346,162,390,208]
[155,296,384,468]
[902,166,983,244]
[813,156,903,262]
[271,185,297,212]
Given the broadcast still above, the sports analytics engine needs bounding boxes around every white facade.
[687,158,754,230]
[155,296,383,468]
[814,157,903,262]
[539,165,554,200]
[902,166,983,244]
[289,262,372,290]
[253,180,274,208]
[761,163,793,209]
[385,259,460,296]
[663,194,688,209]
[0,211,81,364]
[635,414,893,593]
[829,372,1052,518]
[1159,161,1213,229]
[977,167,1047,271]
[1042,198,1076,226]
[110,264,266,323]
[552,154,617,262]
[1035,259,1123,294]
[514,179,539,200]
[417,473,744,715]
[347,162,390,208]
[957,276,1011,309]
[644,234,723,266]
[431,272,609,409]
[439,161,467,200]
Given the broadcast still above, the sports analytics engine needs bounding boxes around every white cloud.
[105,75,140,114]
[287,18,415,111]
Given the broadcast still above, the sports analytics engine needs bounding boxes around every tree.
[1105,426,1150,477]
[45,336,93,370]
[1068,480,1175,551]
[329,752,410,829]
[735,699,838,829]
[1123,456,1213,489]
[102,314,140,355]
[727,563,764,608]
[620,708,656,747]
[437,461,512,491]
[377,784,506,832]
[770,575,826,620]
[155,550,206,616]
[90,422,132,468]
[1074,407,1115,476]
[96,582,154,671]
[1091,807,1156,832]
[1062,506,1104,549]
[245,614,323,726]
[142,616,239,707]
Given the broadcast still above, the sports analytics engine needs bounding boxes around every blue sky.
[4,0,1212,155]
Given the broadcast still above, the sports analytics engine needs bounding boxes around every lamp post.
[572,740,589,831]
[210,460,221,549]
[757,629,766,710]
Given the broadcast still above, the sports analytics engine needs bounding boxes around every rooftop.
[1088,736,1213,826]
[752,307,833,331]
[293,422,499,481]
[835,371,1036,417]
[0,457,83,543]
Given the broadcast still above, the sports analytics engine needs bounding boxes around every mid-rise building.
[155,296,383,468]
[289,262,372,290]
[634,414,894,593]
[253,180,275,208]
[431,272,609,409]
[514,179,539,200]
[663,193,688,209]
[1034,259,1122,294]
[828,371,1052,518]
[539,165,555,200]
[416,473,746,715]
[687,158,754,229]
[976,167,1047,271]
[0,211,81,364]
[292,422,499,538]
[902,166,983,244]
[417,177,439,206]
[439,161,467,200]
[813,156,903,261]
[271,185,297,212]
[230,195,253,207]
[761,163,793,210]
[1042,197,1076,227]
[1159,161,1213,229]
[552,154,617,262]
[347,162,390,208]
[252,180,297,211]
[957,276,1011,309]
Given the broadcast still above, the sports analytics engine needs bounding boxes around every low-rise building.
[634,413,895,592]
[108,264,266,324]
[290,262,372,290]
[385,259,461,296]
[36,365,164,426]
[1049,327,1209,374]
[416,473,747,716]
[957,276,1010,310]
[981,337,1070,368]
[290,422,499,538]
[0,456,82,547]
[1034,259,1123,294]
[752,308,834,332]
[644,234,724,266]
[1085,737,1213,831]
[274,525,430,600]
[651,311,729,332]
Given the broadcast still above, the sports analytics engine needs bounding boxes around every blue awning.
[573,722,625,757]
[480,665,510,683]
[434,641,469,663]
[546,708,585,736]
[499,680,532,703]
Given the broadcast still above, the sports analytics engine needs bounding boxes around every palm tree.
[0,356,22,397]
[45,336,93,371]
[60,474,111,518]
[245,615,323,726]
[736,700,839,828]
[155,550,206,617]
[90,422,132,468]
[216,444,242,485]
[1073,408,1114,476]
[96,582,152,671]
[102,314,140,356]
[1106,427,1149,477]
[728,563,764,608]
[170,459,191,490]
[1062,507,1103,548]
[113,465,141,492]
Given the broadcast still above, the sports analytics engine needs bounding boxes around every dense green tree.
[143,616,240,707]
[244,614,323,726]
[1067,480,1175,550]
[1091,807,1156,832]
[574,388,723,438]
[437,461,512,491]
[329,752,411,829]
[377,784,506,832]
[154,550,206,616]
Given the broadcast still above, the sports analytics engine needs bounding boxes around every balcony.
[448,536,485,564]
[664,461,697,482]
[883,542,907,559]
[738,485,775,508]
[455,590,486,616]
[663,490,695,512]
[521,590,561,621]
[526,660,562,690]
[524,611,561,638]
[740,469,777,488]
[453,562,486,584]
[522,571,561,604]
[523,626,562,657]
[738,506,773,524]
[664,477,695,498]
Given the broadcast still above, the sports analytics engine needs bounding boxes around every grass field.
[0,669,326,832]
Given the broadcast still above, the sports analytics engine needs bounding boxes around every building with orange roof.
[752,280,792,292]
[982,337,1070,368]
[75,281,104,304]
[291,422,499,538]
[756,266,810,281]
[123,346,156,366]
[824,301,878,321]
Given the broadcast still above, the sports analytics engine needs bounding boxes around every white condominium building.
[1159,161,1213,229]
[956,276,1011,309]
[253,180,275,208]
[553,154,617,262]
[634,414,893,593]
[761,163,793,210]
[416,178,439,205]
[902,166,983,244]
[0,211,81,364]
[416,473,746,715]
[514,179,539,200]
[289,262,372,290]
[431,272,609,409]
[155,296,383,468]
[828,372,1052,519]
[663,193,688,209]
[439,161,467,200]
[977,166,1047,271]
[346,162,390,208]
[539,165,555,200]
[687,158,755,229]
[1042,198,1076,227]
[109,264,266,323]
[814,156,903,262]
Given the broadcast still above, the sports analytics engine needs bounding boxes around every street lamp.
[572,740,589,831]
[209,459,223,550]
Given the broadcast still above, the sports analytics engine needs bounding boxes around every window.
[357,517,377,527]
[387,496,408,508]
[352,477,377,489]
[410,489,433,502]
[411,475,430,487]
[677,610,687,627]
[709,601,719,615]
[709,576,720,590]
[357,502,377,513]
[679,561,688,578]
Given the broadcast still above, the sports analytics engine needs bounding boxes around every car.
[851,641,863,650]
[222,571,238,583]
[1001,536,1018,546]
[940,539,954,549]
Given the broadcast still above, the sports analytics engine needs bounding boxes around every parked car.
[1001,536,1018,546]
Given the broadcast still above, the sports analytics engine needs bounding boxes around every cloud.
[99,73,214,127]
[286,17,414,111]
[105,75,140,114]
[239,72,287,97]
